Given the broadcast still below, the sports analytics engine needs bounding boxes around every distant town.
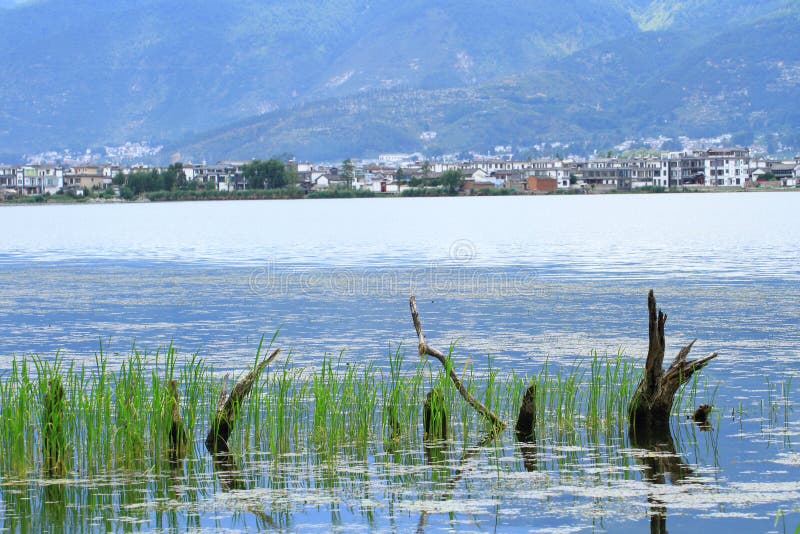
[2,147,799,200]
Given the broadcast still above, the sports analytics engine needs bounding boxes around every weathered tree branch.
[409,296,507,430]
[629,290,718,431]
[205,348,281,453]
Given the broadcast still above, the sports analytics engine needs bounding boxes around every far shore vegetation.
[2,158,795,205]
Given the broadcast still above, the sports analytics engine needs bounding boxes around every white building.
[313,175,330,190]
[524,159,573,188]
[378,153,418,165]
[35,165,64,194]
[182,163,197,181]
[6,165,66,195]
[703,148,748,187]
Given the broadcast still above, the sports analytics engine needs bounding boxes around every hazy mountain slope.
[626,0,800,31]
[307,0,640,97]
[0,0,640,156]
[0,0,370,152]
[1,0,798,160]
[662,14,800,145]
[170,12,800,161]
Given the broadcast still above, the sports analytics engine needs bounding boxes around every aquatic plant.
[0,337,796,533]
[0,338,785,482]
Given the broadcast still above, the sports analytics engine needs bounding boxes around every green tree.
[119,186,134,200]
[440,169,464,194]
[341,158,355,189]
[265,159,288,188]
[421,161,431,180]
[284,165,299,187]
[162,165,177,192]
[171,162,187,189]
[243,159,287,189]
[126,169,163,194]
[394,167,404,184]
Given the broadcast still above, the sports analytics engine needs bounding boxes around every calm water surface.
[0,193,798,532]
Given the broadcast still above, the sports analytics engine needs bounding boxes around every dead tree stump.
[516,383,538,471]
[168,380,187,457]
[691,403,713,424]
[515,383,537,441]
[205,348,280,454]
[423,388,448,440]
[628,290,718,433]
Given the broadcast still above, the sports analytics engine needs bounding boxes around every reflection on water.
[1,195,799,531]
[0,411,796,532]
[0,340,796,532]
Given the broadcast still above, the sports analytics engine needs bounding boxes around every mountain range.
[1,0,799,162]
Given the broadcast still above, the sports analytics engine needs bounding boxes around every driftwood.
[168,380,187,457]
[409,296,507,430]
[205,348,281,453]
[628,290,718,432]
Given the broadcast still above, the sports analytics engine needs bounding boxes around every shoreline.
[2,184,798,206]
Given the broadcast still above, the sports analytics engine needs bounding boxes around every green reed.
[0,357,34,475]
[503,350,643,439]
[0,343,787,481]
[114,350,146,462]
[0,342,796,534]
[380,346,427,446]
[258,356,304,455]
[0,345,223,476]
[34,354,68,476]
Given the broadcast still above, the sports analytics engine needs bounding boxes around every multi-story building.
[34,165,64,194]
[197,161,247,191]
[702,148,748,187]
[63,164,110,190]
[526,159,574,188]
[582,158,631,188]
[0,165,18,191]
[5,165,65,195]
[658,152,705,187]
[628,157,662,188]
[433,159,576,188]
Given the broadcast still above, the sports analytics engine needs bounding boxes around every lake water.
[0,193,798,532]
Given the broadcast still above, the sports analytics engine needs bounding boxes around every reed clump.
[0,343,781,479]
